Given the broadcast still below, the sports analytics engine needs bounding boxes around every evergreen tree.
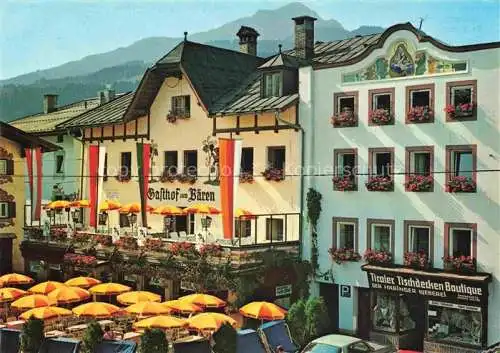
[213,322,237,353]
[19,317,44,353]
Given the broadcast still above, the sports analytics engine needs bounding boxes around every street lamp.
[98,212,108,226]
[201,216,212,233]
[72,209,80,224]
[128,213,137,234]
[46,209,54,225]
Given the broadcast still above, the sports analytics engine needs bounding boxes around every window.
[367,219,394,253]
[164,151,178,175]
[333,149,357,190]
[406,84,434,123]
[445,223,477,259]
[333,91,358,127]
[446,145,477,190]
[427,300,483,347]
[240,148,254,174]
[119,214,130,227]
[120,152,132,179]
[0,202,8,218]
[369,148,394,178]
[267,146,285,170]
[57,134,64,143]
[183,150,197,176]
[55,154,64,175]
[103,153,108,181]
[404,221,434,261]
[446,80,477,121]
[171,95,190,117]
[235,219,252,238]
[165,213,195,233]
[368,88,395,125]
[332,217,358,251]
[266,218,284,241]
[0,160,7,175]
[405,146,434,191]
[372,293,415,333]
[263,72,282,98]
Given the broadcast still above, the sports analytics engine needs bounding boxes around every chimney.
[43,94,58,114]
[236,26,260,56]
[292,16,317,60]
[99,86,115,105]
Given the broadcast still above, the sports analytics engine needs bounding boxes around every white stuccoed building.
[298,20,500,352]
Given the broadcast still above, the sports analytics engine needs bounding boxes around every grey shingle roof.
[0,122,61,152]
[58,92,134,128]
[258,52,307,69]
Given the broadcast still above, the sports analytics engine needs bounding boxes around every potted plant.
[369,109,393,125]
[94,233,112,247]
[166,111,177,124]
[168,241,197,257]
[331,107,357,127]
[20,317,44,353]
[443,255,476,273]
[332,176,356,191]
[446,176,476,193]
[404,251,430,269]
[262,167,284,182]
[239,171,254,184]
[199,243,224,257]
[407,106,434,122]
[73,232,92,243]
[444,102,475,119]
[363,249,393,265]
[176,173,197,184]
[160,170,177,183]
[144,238,164,252]
[328,247,361,264]
[114,236,138,250]
[365,176,393,191]
[405,175,433,192]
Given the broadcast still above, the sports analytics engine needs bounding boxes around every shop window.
[444,223,477,259]
[183,150,197,176]
[55,153,64,175]
[333,91,358,127]
[404,220,434,262]
[369,148,394,178]
[119,213,130,228]
[372,293,415,333]
[165,213,195,234]
[266,218,284,241]
[333,149,357,190]
[267,146,286,171]
[263,72,282,98]
[235,219,251,238]
[446,80,477,121]
[171,95,190,118]
[164,151,178,175]
[406,84,435,123]
[240,147,254,174]
[367,219,394,253]
[332,217,358,251]
[445,145,477,192]
[427,300,482,347]
[120,152,132,180]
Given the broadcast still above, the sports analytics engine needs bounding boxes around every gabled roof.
[58,92,134,129]
[124,41,265,120]
[0,122,61,152]
[9,97,100,134]
[258,52,306,69]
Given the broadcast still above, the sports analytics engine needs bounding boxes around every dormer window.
[263,72,282,98]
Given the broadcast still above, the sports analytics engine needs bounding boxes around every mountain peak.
[256,2,321,20]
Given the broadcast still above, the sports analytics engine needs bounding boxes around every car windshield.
[302,342,341,353]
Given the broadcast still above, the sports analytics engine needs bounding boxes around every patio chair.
[38,337,80,353]
[178,231,188,238]
[258,320,299,353]
[237,329,267,353]
[169,232,179,240]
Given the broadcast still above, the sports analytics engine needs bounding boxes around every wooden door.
[357,287,371,339]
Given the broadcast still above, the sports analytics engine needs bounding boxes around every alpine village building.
[12,15,500,353]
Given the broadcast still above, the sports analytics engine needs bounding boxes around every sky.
[0,0,499,80]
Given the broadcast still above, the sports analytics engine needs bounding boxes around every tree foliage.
[139,328,169,353]
[213,322,237,353]
[286,297,331,348]
[81,320,103,353]
[19,317,44,353]
[286,299,308,347]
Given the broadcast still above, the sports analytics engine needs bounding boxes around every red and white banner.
[136,143,151,227]
[218,138,242,239]
[25,147,43,221]
[88,145,106,228]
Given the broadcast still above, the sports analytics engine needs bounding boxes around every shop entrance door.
[319,283,339,333]
[357,288,371,339]
[403,296,426,352]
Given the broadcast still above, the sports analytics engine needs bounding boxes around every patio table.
[45,330,67,338]
[66,323,88,332]
[6,320,25,329]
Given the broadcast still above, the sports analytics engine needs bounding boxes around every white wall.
[300,29,500,343]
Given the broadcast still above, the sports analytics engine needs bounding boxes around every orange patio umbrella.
[46,200,71,209]
[119,203,153,214]
[19,306,72,320]
[0,288,27,303]
[28,281,65,295]
[179,293,226,308]
[150,205,184,215]
[133,315,187,330]
[48,286,90,305]
[89,283,131,296]
[11,294,55,310]
[64,276,101,289]
[72,302,123,318]
[117,291,161,305]
[99,200,122,212]
[187,312,237,331]
[235,208,256,219]
[70,200,90,208]
[0,273,34,286]
[163,300,203,315]
[183,204,221,215]
[239,301,287,321]
[125,302,171,317]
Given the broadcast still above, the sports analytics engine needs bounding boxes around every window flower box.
[365,176,394,191]
[363,249,393,265]
[114,236,138,250]
[446,176,476,193]
[199,243,224,257]
[50,228,67,242]
[262,168,284,182]
[407,106,434,122]
[331,111,357,127]
[73,232,92,243]
[369,109,393,125]
[166,110,190,123]
[176,173,197,185]
[332,176,356,191]
[405,174,433,192]
[404,251,430,269]
[64,253,97,267]
[239,172,254,184]
[25,227,44,241]
[168,241,197,257]
[443,255,476,273]
[115,174,131,183]
[329,247,361,264]
[144,238,164,252]
[160,171,177,183]
[444,103,475,119]
[94,234,112,247]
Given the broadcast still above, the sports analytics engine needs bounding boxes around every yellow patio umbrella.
[163,300,203,315]
[150,205,184,215]
[0,288,27,303]
[99,200,122,212]
[0,273,34,286]
[234,208,256,219]
[64,276,101,289]
[70,200,90,208]
[46,200,71,209]
[239,301,287,321]
[11,294,55,310]
[72,302,123,318]
[28,281,65,295]
[179,293,226,308]
[19,306,72,320]
[187,312,237,331]
[89,283,131,296]
[133,315,187,330]
[117,291,161,305]
[125,301,171,317]
[119,203,153,214]
[48,286,90,305]
[183,204,221,214]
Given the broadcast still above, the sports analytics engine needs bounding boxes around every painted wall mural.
[342,41,468,83]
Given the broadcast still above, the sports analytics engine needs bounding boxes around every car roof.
[312,334,362,346]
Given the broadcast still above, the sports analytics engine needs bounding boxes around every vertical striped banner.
[97,145,106,219]
[218,138,242,239]
[25,147,43,221]
[136,143,151,227]
[88,145,99,228]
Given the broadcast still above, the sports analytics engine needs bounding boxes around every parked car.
[301,334,397,353]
